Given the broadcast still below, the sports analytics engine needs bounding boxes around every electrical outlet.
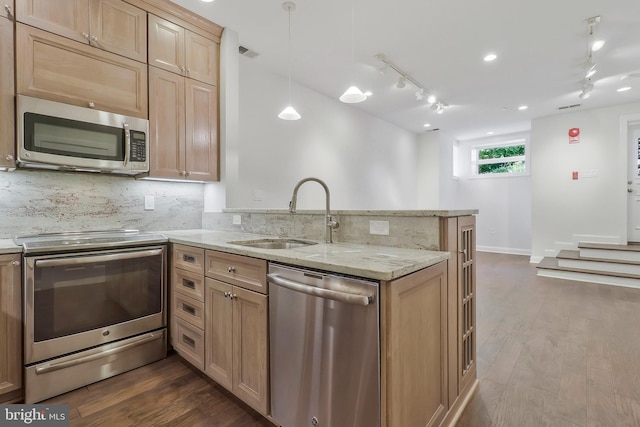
[369,220,390,236]
[144,195,154,211]
[232,215,242,225]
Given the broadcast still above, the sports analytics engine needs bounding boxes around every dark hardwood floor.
[42,251,640,426]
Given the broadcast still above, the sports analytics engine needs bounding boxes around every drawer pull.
[183,254,196,263]
[182,334,196,348]
[182,304,196,316]
[182,279,196,289]
[227,266,236,273]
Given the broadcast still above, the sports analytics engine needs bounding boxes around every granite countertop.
[222,208,478,217]
[0,239,21,255]
[163,229,449,281]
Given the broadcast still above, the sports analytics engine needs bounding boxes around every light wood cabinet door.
[88,0,146,62]
[16,0,89,44]
[456,216,476,393]
[148,14,185,76]
[0,16,15,170]
[16,0,146,62]
[149,66,185,179]
[185,79,219,181]
[231,286,268,415]
[16,23,148,118]
[204,278,233,391]
[0,254,22,404]
[384,261,448,427]
[185,30,218,85]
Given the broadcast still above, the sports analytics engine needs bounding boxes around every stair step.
[577,243,640,263]
[557,249,640,265]
[537,256,640,289]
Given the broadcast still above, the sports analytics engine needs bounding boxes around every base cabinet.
[204,278,268,415]
[382,261,448,427]
[0,254,22,404]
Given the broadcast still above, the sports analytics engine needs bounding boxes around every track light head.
[415,89,426,100]
[397,76,407,89]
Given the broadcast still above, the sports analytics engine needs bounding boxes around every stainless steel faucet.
[289,177,339,243]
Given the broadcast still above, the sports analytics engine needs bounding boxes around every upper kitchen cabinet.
[0,14,15,170]
[15,0,147,62]
[148,14,218,86]
[16,23,148,118]
[149,66,218,181]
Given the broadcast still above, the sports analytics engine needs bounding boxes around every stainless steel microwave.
[17,95,149,175]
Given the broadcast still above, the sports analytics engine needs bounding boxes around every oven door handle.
[34,332,162,375]
[35,248,164,268]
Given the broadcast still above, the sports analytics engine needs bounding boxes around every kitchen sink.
[228,238,318,250]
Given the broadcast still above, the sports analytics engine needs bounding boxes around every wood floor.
[458,252,640,427]
[42,251,640,426]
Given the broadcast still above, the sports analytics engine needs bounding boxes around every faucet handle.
[327,217,339,230]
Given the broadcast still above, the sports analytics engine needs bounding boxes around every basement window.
[471,138,527,176]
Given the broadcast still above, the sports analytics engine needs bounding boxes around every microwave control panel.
[130,130,147,162]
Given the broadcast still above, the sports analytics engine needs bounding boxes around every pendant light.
[278,2,301,120]
[339,0,367,103]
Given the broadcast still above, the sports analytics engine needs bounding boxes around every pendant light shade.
[339,1,367,104]
[279,2,301,120]
[278,105,301,120]
[339,86,367,103]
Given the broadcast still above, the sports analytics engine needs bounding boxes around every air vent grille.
[239,45,259,58]
[558,104,581,110]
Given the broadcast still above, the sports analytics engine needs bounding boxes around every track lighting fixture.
[374,53,448,113]
[577,16,605,100]
[278,2,301,120]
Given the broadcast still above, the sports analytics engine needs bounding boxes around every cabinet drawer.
[16,23,148,118]
[173,244,204,275]
[172,268,204,301]
[205,251,267,294]
[173,291,204,329]
[172,318,204,371]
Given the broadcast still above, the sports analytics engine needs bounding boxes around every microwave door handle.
[123,122,130,167]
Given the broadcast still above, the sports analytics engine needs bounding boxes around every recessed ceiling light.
[201,0,214,2]
[424,123,431,128]
[617,86,632,92]
[484,53,497,62]
[487,131,495,135]
[500,107,508,111]
[518,105,528,111]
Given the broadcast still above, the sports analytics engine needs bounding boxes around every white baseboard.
[477,246,531,256]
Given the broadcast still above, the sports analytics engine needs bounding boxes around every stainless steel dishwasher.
[268,263,380,427]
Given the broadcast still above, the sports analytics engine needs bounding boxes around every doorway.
[627,120,640,242]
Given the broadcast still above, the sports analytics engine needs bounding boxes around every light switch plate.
[369,220,390,235]
[144,195,154,211]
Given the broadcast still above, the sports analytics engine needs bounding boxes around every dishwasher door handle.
[267,274,374,306]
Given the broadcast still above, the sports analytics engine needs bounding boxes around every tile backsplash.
[0,170,204,238]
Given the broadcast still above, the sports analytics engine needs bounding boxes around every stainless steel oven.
[16,230,168,403]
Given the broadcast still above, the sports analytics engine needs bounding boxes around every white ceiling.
[172,0,640,141]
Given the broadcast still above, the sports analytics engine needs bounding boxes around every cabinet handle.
[182,279,195,289]
[227,266,235,273]
[4,5,12,19]
[186,171,192,176]
[88,102,95,108]
[231,293,237,300]
[11,261,19,267]
[181,171,187,176]
[182,254,196,263]
[82,32,89,40]
[186,68,191,75]
[182,334,196,348]
[5,154,13,161]
[182,304,196,316]
[180,66,186,74]
[91,35,98,42]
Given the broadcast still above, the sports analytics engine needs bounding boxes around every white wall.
[209,57,418,211]
[531,101,640,261]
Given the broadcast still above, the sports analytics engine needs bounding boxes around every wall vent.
[558,104,581,110]
[239,45,259,58]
